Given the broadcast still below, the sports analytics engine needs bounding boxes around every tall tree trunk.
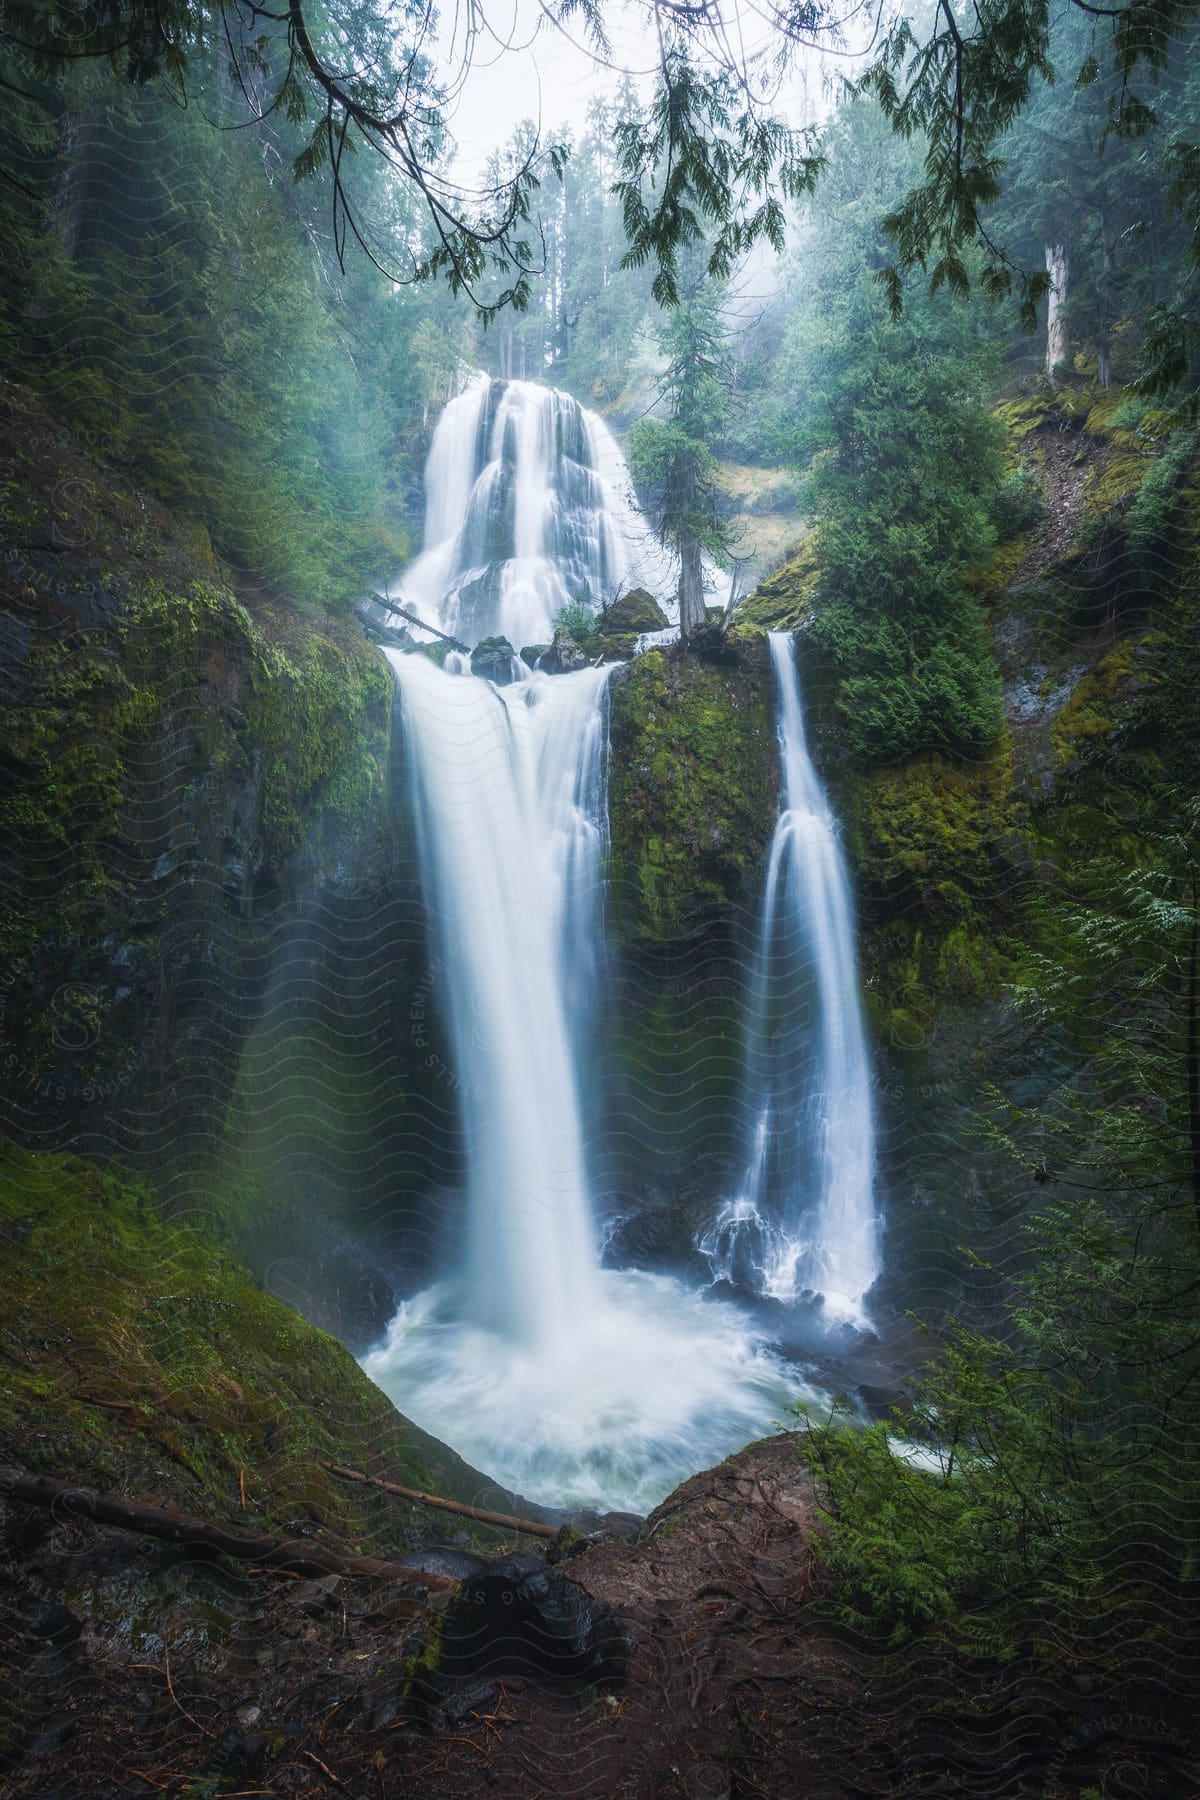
[1189,871,1200,1239]
[1045,242,1070,385]
[679,532,706,639]
[1097,218,1113,390]
[55,106,106,265]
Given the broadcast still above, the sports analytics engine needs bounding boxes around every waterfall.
[363,380,814,1513]
[394,373,672,649]
[700,631,880,1325]
[385,650,611,1348]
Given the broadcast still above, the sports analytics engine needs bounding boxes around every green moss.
[968,535,1027,597]
[845,743,1015,924]
[0,1142,514,1545]
[992,391,1058,440]
[1050,640,1142,771]
[401,1615,445,1699]
[607,644,777,940]
[1082,449,1155,517]
[735,539,818,632]
[0,561,389,1079]
[838,742,1019,1049]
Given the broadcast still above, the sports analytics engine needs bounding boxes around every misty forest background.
[2,0,1200,1788]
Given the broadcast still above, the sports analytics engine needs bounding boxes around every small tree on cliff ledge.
[628,267,735,641]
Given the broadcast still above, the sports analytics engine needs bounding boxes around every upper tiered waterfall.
[700,632,880,1324]
[395,373,672,649]
[364,380,811,1513]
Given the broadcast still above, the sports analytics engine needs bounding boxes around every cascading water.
[700,631,880,1326]
[364,381,814,1513]
[385,651,609,1350]
[394,373,673,649]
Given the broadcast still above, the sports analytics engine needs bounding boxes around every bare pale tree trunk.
[1045,242,1070,385]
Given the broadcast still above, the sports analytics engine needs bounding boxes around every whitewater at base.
[364,1269,817,1514]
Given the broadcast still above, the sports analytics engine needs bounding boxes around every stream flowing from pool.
[363,378,843,1513]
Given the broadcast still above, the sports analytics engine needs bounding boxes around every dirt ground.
[3,1435,1196,1798]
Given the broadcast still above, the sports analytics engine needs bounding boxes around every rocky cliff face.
[0,378,423,1338]
[600,637,779,1258]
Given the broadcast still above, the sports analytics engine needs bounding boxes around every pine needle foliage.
[801,809,1200,1675]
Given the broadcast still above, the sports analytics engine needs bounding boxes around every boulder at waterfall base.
[541,627,590,674]
[601,587,670,634]
[470,635,519,683]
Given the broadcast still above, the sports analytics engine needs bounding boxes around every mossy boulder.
[600,588,669,634]
[541,627,590,675]
[735,538,818,632]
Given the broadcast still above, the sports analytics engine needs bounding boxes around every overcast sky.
[435,0,655,180]
[432,0,827,186]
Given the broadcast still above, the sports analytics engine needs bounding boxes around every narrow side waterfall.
[395,373,671,648]
[700,632,880,1325]
[364,380,814,1513]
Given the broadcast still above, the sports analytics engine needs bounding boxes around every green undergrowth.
[0,1142,516,1546]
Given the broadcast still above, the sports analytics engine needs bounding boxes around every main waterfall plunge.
[364,377,875,1512]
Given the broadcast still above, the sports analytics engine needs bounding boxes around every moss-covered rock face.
[780,385,1200,1315]
[599,636,778,1212]
[0,378,393,1192]
[606,637,778,942]
[735,539,818,633]
[0,1142,524,1537]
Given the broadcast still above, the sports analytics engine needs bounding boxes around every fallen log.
[320,1461,558,1540]
[375,590,470,654]
[0,1465,456,1593]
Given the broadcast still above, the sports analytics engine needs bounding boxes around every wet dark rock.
[286,1576,344,1619]
[399,1546,486,1582]
[197,1726,268,1787]
[690,620,739,663]
[267,1247,395,1356]
[595,1511,643,1541]
[603,1199,709,1277]
[601,587,669,634]
[855,1380,907,1417]
[470,635,519,684]
[439,1553,626,1688]
[434,1678,499,1727]
[540,628,590,675]
[520,642,551,668]
[10,1601,83,1652]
